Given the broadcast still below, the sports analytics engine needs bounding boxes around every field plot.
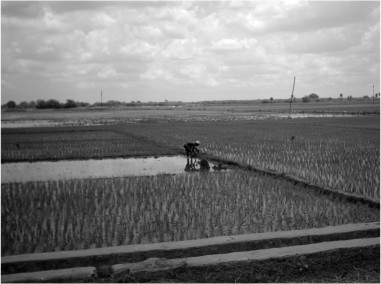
[1,171,378,256]
[2,115,379,201]
[116,116,380,200]
[1,127,177,162]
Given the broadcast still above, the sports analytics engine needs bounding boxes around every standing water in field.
[1,156,224,183]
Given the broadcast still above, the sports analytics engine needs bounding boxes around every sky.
[1,0,380,104]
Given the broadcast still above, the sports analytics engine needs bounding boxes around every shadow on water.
[2,156,230,183]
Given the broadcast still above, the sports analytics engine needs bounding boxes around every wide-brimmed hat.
[195,141,200,145]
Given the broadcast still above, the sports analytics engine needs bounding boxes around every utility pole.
[101,90,103,111]
[289,76,296,118]
[372,85,374,104]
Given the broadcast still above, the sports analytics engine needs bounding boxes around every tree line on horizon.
[1,98,186,110]
[2,93,380,110]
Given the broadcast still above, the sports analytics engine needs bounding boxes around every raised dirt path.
[3,238,379,282]
[2,267,96,283]
[2,222,379,275]
[112,237,380,275]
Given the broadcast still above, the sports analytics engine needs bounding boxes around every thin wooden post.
[289,77,296,118]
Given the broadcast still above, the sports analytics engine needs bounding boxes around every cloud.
[1,1,379,103]
[1,1,44,18]
[211,38,251,51]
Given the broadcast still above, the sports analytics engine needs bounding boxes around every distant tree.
[270,97,273,102]
[18,101,29,108]
[64,99,77,108]
[308,93,319,99]
[340,93,343,100]
[29,101,36,108]
[6,100,16,109]
[363,95,370,100]
[35,99,46,109]
[105,100,124,107]
[347,96,352,101]
[328,97,332,101]
[35,99,62,109]
[77,101,89,107]
[302,96,310,103]
[46,99,61,109]
[17,100,35,109]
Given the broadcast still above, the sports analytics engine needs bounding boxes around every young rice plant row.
[2,171,378,256]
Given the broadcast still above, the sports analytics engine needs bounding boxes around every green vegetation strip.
[2,222,379,275]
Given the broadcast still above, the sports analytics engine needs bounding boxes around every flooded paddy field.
[1,156,227,183]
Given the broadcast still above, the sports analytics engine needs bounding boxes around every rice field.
[1,112,379,258]
[120,117,380,199]
[1,170,378,256]
[1,129,176,162]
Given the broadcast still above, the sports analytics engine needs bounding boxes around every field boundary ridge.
[2,238,379,283]
[2,222,379,275]
[111,237,380,276]
[1,266,96,283]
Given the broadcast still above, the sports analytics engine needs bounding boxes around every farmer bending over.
[184,141,200,159]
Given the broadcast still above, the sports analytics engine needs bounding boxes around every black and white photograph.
[1,0,380,282]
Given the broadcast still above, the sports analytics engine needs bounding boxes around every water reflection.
[184,157,211,172]
[184,159,198,172]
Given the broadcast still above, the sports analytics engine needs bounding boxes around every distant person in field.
[184,141,200,159]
